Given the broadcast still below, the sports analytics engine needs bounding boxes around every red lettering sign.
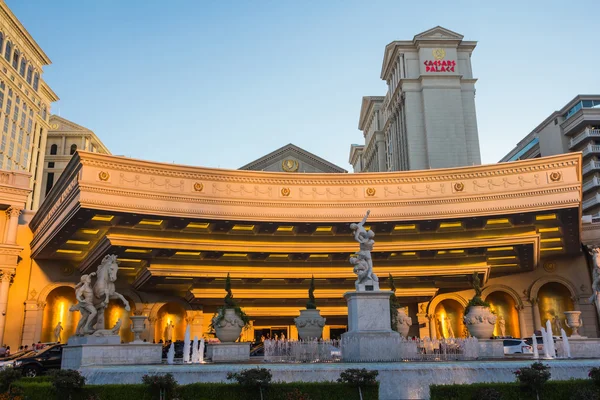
[424,60,456,73]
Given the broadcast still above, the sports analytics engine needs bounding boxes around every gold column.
[5,208,20,244]
[0,269,14,345]
[516,304,527,338]
[531,298,542,331]
[428,314,437,339]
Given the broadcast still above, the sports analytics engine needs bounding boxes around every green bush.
[0,367,22,393]
[430,379,597,400]
[142,373,177,400]
[11,381,378,400]
[49,369,86,399]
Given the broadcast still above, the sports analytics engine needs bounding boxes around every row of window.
[564,100,600,120]
[49,143,77,155]
[0,32,39,91]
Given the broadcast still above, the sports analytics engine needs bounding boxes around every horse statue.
[92,254,130,331]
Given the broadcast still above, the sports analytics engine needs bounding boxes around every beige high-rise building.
[350,26,481,172]
[0,2,58,209]
[41,115,110,202]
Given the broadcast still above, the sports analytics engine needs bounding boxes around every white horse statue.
[92,254,130,331]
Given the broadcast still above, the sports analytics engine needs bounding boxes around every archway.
[154,302,186,343]
[434,299,464,339]
[538,282,574,336]
[41,286,78,343]
[105,296,137,343]
[486,291,520,337]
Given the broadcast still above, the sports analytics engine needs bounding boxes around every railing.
[583,160,600,175]
[569,129,600,149]
[583,176,600,192]
[583,145,600,158]
[263,337,479,363]
[583,193,600,210]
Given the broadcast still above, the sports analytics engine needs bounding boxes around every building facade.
[239,143,346,173]
[41,115,110,202]
[0,3,58,210]
[350,26,481,172]
[501,95,600,217]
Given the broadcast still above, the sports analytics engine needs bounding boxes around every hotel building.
[501,95,600,217]
[349,27,481,173]
[0,3,595,348]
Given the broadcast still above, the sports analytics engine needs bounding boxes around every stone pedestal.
[341,291,400,362]
[67,335,121,345]
[61,343,162,369]
[555,338,600,358]
[477,339,504,358]
[207,342,250,362]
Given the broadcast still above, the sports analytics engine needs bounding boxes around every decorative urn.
[463,306,497,339]
[213,308,245,342]
[130,313,148,343]
[294,309,326,340]
[564,311,583,337]
[396,308,413,338]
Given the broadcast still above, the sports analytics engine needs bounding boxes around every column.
[147,316,157,343]
[5,207,20,244]
[185,310,204,339]
[21,300,45,346]
[428,314,437,339]
[375,132,387,171]
[531,298,542,332]
[61,136,66,155]
[0,269,14,345]
[516,304,527,338]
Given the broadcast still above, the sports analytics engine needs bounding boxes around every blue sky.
[7,0,600,170]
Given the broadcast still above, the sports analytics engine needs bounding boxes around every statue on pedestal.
[54,321,63,343]
[69,255,130,337]
[445,316,455,338]
[587,246,600,325]
[350,210,379,290]
[164,321,174,342]
[497,315,506,337]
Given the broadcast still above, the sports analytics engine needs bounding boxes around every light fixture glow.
[80,229,99,235]
[66,240,90,245]
[488,256,517,260]
[186,222,210,229]
[486,218,510,225]
[174,251,201,256]
[541,238,562,243]
[439,222,462,229]
[232,224,255,231]
[92,215,113,222]
[394,224,416,231]
[539,227,560,233]
[536,214,557,221]
[125,249,151,254]
[56,249,82,254]
[540,247,563,252]
[487,246,514,252]
[138,219,163,226]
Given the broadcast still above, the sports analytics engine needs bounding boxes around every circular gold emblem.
[50,123,59,130]
[366,187,376,197]
[282,159,299,172]
[549,172,562,182]
[281,187,291,197]
[98,171,110,181]
[543,261,556,273]
[193,182,204,192]
[432,48,446,60]
[453,182,464,192]
[61,265,74,276]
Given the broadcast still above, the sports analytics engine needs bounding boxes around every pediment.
[49,115,91,133]
[239,144,346,173]
[414,26,464,41]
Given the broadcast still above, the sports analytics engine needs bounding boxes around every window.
[6,159,11,170]
[32,73,39,91]
[70,144,77,155]
[8,140,14,158]
[41,106,46,120]
[26,118,31,134]
[45,172,54,196]
[26,66,32,84]
[11,51,18,69]
[0,91,4,111]
[4,41,11,62]
[2,117,8,133]
[14,146,20,163]
[50,144,57,155]
[23,151,28,168]
[0,132,5,152]
[0,33,3,54]
[10,123,16,139]
[4,98,10,114]
[19,58,25,77]
[48,161,54,168]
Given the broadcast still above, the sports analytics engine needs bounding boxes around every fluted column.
[516,304,527,338]
[428,314,437,339]
[5,207,20,244]
[531,298,542,332]
[0,269,14,345]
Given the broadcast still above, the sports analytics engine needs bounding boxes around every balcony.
[582,160,600,175]
[582,144,600,158]
[569,128,600,149]
[583,193,600,211]
[583,176,600,193]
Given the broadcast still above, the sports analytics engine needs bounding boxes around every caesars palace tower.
[349,26,481,172]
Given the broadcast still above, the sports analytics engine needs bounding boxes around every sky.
[7,0,600,171]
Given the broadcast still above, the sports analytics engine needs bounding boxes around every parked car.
[523,336,558,355]
[0,351,34,369]
[250,343,264,357]
[12,344,63,377]
[503,339,533,354]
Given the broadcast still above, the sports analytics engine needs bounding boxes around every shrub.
[142,373,177,400]
[590,367,600,387]
[471,387,502,400]
[227,368,272,400]
[514,362,551,399]
[569,385,599,400]
[0,368,22,393]
[48,369,86,400]
[337,369,378,400]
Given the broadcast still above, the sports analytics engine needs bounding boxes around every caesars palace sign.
[424,48,456,73]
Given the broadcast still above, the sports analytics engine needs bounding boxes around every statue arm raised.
[358,210,370,227]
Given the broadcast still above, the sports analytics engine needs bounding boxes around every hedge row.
[12,381,379,400]
[430,379,598,400]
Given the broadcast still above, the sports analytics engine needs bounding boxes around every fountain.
[532,334,539,359]
[192,336,200,363]
[183,325,191,363]
[540,327,552,359]
[198,338,205,363]
[166,342,175,364]
[560,328,571,358]
[545,320,556,358]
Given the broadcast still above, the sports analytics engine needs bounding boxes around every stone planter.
[564,311,583,337]
[396,308,413,338]
[294,309,326,340]
[463,306,496,339]
[129,315,148,343]
[213,308,245,343]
